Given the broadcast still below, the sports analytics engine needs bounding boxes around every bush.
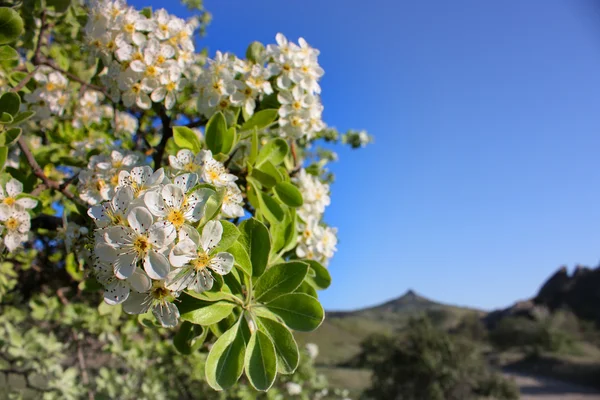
[357,317,519,400]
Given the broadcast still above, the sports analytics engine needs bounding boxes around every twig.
[36,58,106,94]
[10,66,39,92]
[17,137,80,203]
[153,106,173,168]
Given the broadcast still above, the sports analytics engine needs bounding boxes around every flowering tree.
[0,0,370,396]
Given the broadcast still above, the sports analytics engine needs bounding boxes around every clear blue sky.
[131,0,600,311]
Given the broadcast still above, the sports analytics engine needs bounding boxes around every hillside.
[297,289,484,366]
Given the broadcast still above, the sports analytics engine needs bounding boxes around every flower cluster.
[0,179,37,252]
[89,166,235,327]
[78,149,143,205]
[85,0,197,109]
[24,66,70,120]
[169,149,244,219]
[293,169,337,265]
[196,33,325,139]
[72,90,113,129]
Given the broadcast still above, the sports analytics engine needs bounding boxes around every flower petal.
[114,252,137,279]
[200,220,222,253]
[144,190,167,217]
[6,179,22,197]
[123,291,152,315]
[152,301,180,327]
[144,250,170,280]
[104,279,130,305]
[16,198,37,209]
[127,207,153,234]
[128,268,152,293]
[209,252,234,275]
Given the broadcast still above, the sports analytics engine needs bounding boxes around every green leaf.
[0,146,7,170]
[249,128,259,165]
[0,92,20,117]
[178,293,237,325]
[241,109,278,132]
[228,241,252,276]
[295,281,318,298]
[206,320,246,390]
[257,316,299,374]
[260,191,284,223]
[255,138,288,166]
[212,220,240,253]
[46,0,71,13]
[65,253,83,281]
[0,8,24,45]
[238,218,271,277]
[244,329,277,391]
[140,7,152,18]
[265,293,324,332]
[173,126,201,153]
[9,110,35,125]
[0,112,12,123]
[305,260,331,290]
[250,161,282,188]
[274,182,303,207]
[0,127,21,146]
[0,45,17,60]
[255,261,309,303]
[174,321,207,355]
[205,112,229,154]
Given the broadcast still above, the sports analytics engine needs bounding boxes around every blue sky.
[132,0,600,311]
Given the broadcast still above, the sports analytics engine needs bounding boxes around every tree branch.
[17,137,80,203]
[153,106,173,168]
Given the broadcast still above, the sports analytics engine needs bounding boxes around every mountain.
[297,289,482,366]
[485,265,600,327]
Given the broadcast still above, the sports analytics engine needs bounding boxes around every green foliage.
[173,125,202,153]
[0,7,23,45]
[357,317,519,400]
[245,330,277,391]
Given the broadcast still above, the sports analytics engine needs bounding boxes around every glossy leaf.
[305,259,332,290]
[0,92,20,116]
[274,182,303,207]
[255,138,288,166]
[255,261,309,303]
[265,293,324,332]
[244,329,277,391]
[0,8,24,45]
[205,320,246,390]
[238,218,271,277]
[173,126,202,153]
[205,112,228,154]
[212,220,240,253]
[257,316,299,374]
[0,45,17,60]
[178,293,237,325]
[228,241,252,276]
[241,108,278,132]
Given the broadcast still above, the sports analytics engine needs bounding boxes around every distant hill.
[297,289,483,366]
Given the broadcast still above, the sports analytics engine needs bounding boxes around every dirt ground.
[504,372,600,400]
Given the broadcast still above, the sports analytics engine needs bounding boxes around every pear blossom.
[0,206,31,252]
[94,261,152,305]
[117,166,165,197]
[199,150,236,187]
[167,220,234,292]
[221,183,244,219]
[0,179,38,211]
[169,149,202,173]
[100,207,175,280]
[123,281,181,327]
[144,178,212,233]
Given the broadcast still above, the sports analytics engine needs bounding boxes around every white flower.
[117,166,165,197]
[285,382,302,396]
[151,66,185,109]
[167,220,234,293]
[94,261,152,305]
[199,150,236,187]
[0,179,37,210]
[88,186,134,228]
[115,111,139,135]
[305,343,319,360]
[78,170,113,205]
[100,207,175,280]
[0,206,31,251]
[221,183,244,219]
[144,176,212,232]
[122,281,180,327]
[169,149,202,173]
